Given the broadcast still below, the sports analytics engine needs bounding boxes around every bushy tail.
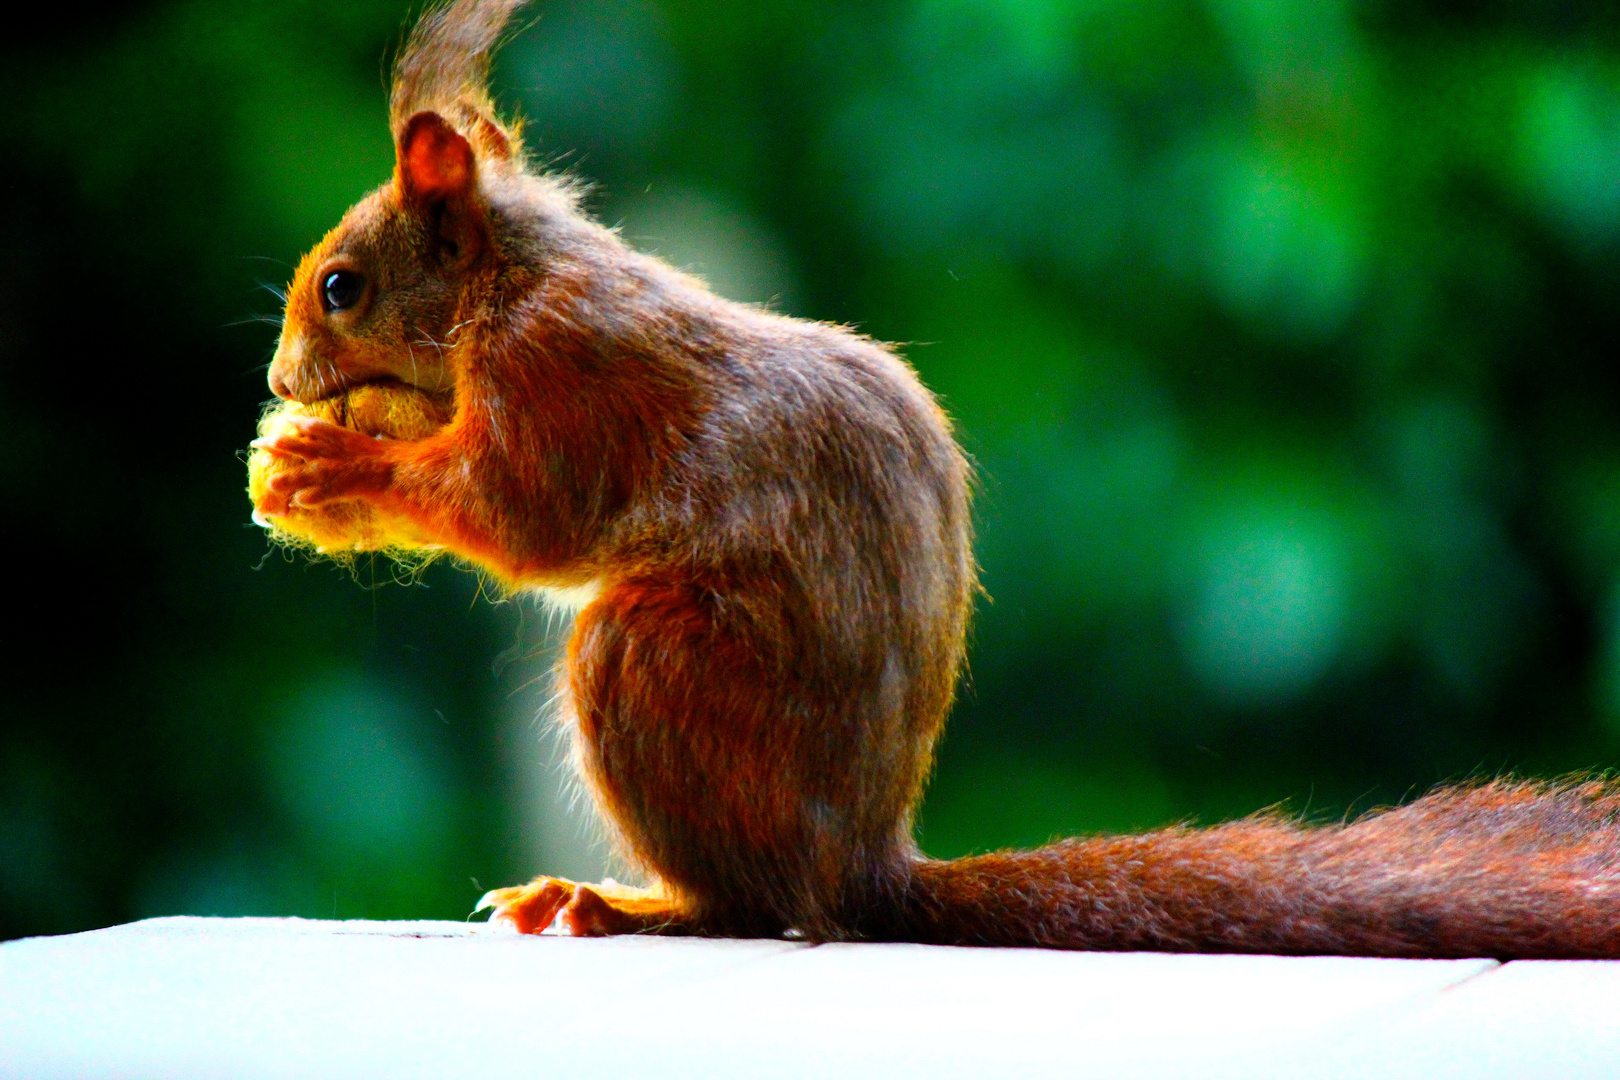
[897,780,1620,958]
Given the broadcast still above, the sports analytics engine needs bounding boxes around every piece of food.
[247,383,453,555]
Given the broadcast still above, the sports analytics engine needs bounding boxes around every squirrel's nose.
[268,365,293,400]
[267,337,305,400]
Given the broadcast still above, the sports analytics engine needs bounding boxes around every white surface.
[0,917,1611,1079]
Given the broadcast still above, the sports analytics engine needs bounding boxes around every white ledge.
[2,916,1618,1079]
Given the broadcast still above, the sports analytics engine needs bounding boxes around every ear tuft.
[471,116,513,161]
[398,111,477,205]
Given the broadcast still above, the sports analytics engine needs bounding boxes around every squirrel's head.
[269,0,531,405]
[269,111,505,404]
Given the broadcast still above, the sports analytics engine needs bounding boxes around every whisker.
[225,313,286,329]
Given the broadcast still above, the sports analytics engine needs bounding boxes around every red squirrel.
[254,0,1620,957]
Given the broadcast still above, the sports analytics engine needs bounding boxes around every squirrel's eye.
[322,270,365,313]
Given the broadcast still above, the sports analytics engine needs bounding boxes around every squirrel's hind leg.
[478,876,691,936]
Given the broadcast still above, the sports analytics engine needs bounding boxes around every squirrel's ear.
[399,111,476,203]
[397,111,484,260]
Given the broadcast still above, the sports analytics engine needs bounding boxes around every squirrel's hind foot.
[477,876,689,937]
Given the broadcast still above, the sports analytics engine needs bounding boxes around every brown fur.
[898,781,1620,957]
[253,0,1620,958]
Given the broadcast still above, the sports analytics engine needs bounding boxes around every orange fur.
[252,0,1620,957]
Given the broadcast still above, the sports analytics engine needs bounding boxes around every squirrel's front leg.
[254,412,557,579]
[253,415,396,515]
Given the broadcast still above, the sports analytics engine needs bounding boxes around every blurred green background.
[4,0,1620,939]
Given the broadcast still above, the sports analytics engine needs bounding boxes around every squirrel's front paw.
[252,415,393,515]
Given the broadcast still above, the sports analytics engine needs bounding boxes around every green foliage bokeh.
[3,0,1620,937]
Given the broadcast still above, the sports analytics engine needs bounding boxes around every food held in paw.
[247,382,452,554]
